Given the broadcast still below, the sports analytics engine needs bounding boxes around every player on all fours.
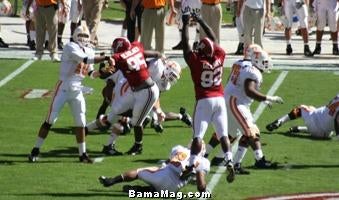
[267,94,339,139]
[180,12,235,184]
[204,45,282,174]
[28,24,115,163]
[98,144,210,193]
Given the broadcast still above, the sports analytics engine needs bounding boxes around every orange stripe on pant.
[229,96,251,136]
[46,80,62,123]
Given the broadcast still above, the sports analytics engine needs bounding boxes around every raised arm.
[181,14,192,62]
[192,13,216,42]
[144,50,163,59]
[244,79,283,104]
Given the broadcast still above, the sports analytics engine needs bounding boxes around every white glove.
[263,100,273,109]
[155,108,166,123]
[266,95,284,104]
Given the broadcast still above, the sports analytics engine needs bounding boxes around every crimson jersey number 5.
[126,52,146,71]
[200,67,223,88]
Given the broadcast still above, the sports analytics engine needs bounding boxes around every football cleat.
[98,176,115,187]
[0,37,9,48]
[153,123,164,133]
[210,157,225,166]
[180,165,195,181]
[304,45,313,57]
[79,153,93,164]
[333,47,339,55]
[234,163,250,175]
[126,143,143,155]
[28,147,40,162]
[102,145,123,156]
[266,120,282,132]
[142,116,151,128]
[179,107,193,127]
[313,45,321,55]
[225,160,235,183]
[288,126,300,133]
[172,41,183,50]
[286,44,293,55]
[254,156,278,169]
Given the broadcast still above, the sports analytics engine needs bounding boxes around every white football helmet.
[73,24,90,47]
[163,60,181,85]
[0,0,12,16]
[244,44,262,60]
[251,50,273,73]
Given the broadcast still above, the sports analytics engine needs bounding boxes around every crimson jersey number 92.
[201,67,222,88]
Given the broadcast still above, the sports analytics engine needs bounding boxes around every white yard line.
[202,71,289,199]
[0,60,35,88]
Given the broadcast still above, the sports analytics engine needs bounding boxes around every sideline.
[0,60,35,88]
[202,71,289,199]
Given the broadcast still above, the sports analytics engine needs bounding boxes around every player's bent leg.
[266,106,301,131]
[28,121,52,162]
[75,127,93,164]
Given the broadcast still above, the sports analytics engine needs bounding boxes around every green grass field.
[0,58,339,200]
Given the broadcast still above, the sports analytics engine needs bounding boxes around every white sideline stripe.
[93,157,105,163]
[258,192,339,200]
[0,60,35,88]
[202,71,289,199]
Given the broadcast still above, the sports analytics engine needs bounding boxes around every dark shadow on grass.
[50,127,108,136]
[262,131,333,141]
[133,158,164,164]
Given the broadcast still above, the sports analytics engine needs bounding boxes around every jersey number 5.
[201,67,222,88]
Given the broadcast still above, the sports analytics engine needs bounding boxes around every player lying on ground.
[99,143,210,193]
[266,94,339,139]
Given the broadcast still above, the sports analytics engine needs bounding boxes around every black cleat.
[142,116,151,128]
[57,41,64,50]
[266,120,282,132]
[304,45,313,57]
[79,153,93,164]
[333,47,339,55]
[254,156,278,169]
[44,41,49,49]
[225,160,235,183]
[179,107,192,127]
[286,44,293,55]
[98,176,115,187]
[0,37,9,48]
[234,43,244,55]
[126,143,143,155]
[102,145,123,156]
[180,165,195,180]
[288,126,300,133]
[234,163,250,175]
[210,157,225,166]
[153,123,164,133]
[28,147,40,162]
[29,40,36,50]
[313,45,321,55]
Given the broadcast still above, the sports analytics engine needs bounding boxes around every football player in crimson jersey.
[180,13,235,184]
[109,37,163,155]
[267,94,339,138]
[28,24,115,163]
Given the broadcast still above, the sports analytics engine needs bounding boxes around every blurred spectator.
[281,0,313,57]
[21,0,36,50]
[240,0,270,48]
[312,0,339,55]
[137,0,176,53]
[26,0,65,61]
[57,0,70,50]
[200,0,222,44]
[69,0,83,42]
[0,25,9,48]
[82,0,105,46]
[124,0,143,42]
[233,0,245,54]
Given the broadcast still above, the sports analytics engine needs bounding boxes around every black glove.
[191,12,202,23]
[182,14,190,25]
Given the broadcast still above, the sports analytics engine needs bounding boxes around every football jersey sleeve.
[66,43,94,64]
[187,52,199,69]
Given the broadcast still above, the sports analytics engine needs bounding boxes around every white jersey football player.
[98,144,210,193]
[311,0,339,55]
[281,0,313,56]
[224,44,283,172]
[28,24,115,163]
[267,94,339,138]
[86,56,182,156]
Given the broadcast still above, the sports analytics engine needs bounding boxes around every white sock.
[78,142,86,156]
[30,30,36,41]
[224,151,233,161]
[45,32,49,41]
[233,146,248,164]
[34,137,45,148]
[121,28,127,37]
[106,132,118,146]
[254,149,264,161]
[278,114,290,124]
